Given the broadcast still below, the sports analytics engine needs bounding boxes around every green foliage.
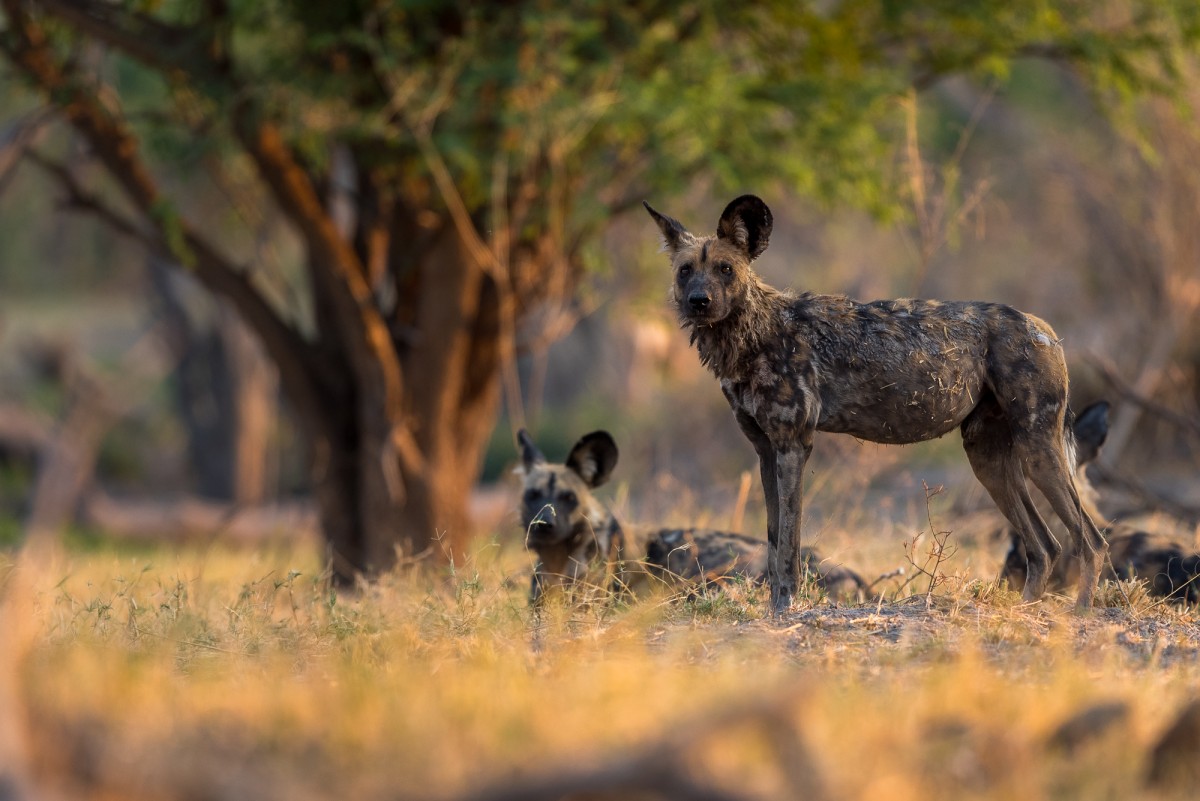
[4,0,1195,305]
[64,0,1199,232]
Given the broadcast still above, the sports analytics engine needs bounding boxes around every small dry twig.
[896,482,958,605]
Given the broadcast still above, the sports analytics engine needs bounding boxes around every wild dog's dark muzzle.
[524,503,570,544]
[687,291,711,312]
[529,505,556,528]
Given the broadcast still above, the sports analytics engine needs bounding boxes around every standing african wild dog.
[1002,400,1200,604]
[644,195,1107,615]
[517,429,869,602]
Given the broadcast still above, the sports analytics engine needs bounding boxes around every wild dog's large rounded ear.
[643,201,691,256]
[566,430,619,488]
[517,429,546,472]
[716,195,772,260]
[1072,400,1110,467]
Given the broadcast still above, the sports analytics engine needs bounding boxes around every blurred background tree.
[0,0,1196,583]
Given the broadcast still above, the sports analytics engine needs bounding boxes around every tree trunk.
[221,307,278,504]
[150,259,279,504]
[0,3,526,586]
[306,222,505,584]
[304,375,500,584]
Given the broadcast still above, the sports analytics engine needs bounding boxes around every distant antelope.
[645,195,1106,614]
[516,429,868,603]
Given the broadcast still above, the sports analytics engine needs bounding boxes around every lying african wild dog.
[1001,401,1200,604]
[516,429,869,603]
[645,529,871,602]
[645,195,1106,614]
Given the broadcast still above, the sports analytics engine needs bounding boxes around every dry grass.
[3,517,1200,801]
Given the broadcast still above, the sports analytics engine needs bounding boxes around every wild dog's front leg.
[772,442,811,615]
[736,411,783,610]
[756,449,784,610]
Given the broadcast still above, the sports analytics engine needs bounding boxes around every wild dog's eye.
[561,491,577,506]
[718,262,733,276]
[678,263,692,278]
[523,488,539,503]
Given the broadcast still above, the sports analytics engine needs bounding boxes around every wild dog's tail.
[1063,405,1079,475]
[1065,401,1112,527]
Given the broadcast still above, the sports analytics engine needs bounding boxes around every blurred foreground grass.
[4,534,1200,801]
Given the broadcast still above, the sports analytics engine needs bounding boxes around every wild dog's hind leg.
[962,401,1062,601]
[1016,433,1107,610]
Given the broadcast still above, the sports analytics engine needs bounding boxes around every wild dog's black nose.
[688,292,711,311]
[529,505,556,527]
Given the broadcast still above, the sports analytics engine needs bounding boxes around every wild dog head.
[516,429,625,601]
[643,195,773,328]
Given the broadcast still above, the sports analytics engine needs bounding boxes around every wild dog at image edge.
[1001,400,1200,604]
[516,429,869,603]
[645,195,1106,614]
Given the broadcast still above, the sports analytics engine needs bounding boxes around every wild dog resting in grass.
[645,529,871,603]
[517,429,868,603]
[645,195,1107,615]
[1001,401,1200,604]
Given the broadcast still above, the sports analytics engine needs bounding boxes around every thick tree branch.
[32,0,212,74]
[232,114,406,414]
[0,105,53,196]
[25,0,408,422]
[26,149,151,239]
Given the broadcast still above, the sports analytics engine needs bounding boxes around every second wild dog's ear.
[517,429,545,472]
[566,431,619,488]
[716,194,773,260]
[1072,401,1110,467]
[643,201,692,256]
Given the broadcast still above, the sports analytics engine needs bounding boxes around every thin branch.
[201,152,310,327]
[231,115,407,421]
[1090,464,1200,526]
[24,322,175,545]
[0,105,54,197]
[396,87,527,436]
[1089,356,1200,442]
[899,85,994,294]
[26,149,153,244]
